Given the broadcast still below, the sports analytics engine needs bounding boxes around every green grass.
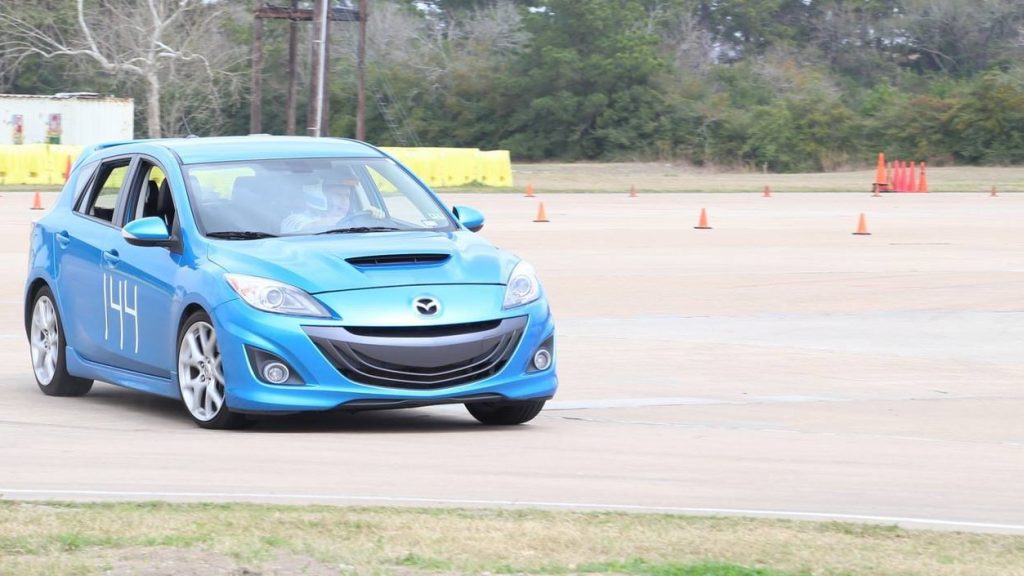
[0,501,1021,576]
[0,184,63,192]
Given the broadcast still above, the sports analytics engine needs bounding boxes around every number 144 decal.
[103,273,139,354]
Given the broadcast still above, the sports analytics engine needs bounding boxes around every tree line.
[2,0,1024,172]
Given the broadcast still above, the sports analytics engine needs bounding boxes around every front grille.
[305,316,526,390]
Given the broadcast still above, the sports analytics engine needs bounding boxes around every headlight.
[503,260,541,309]
[225,274,331,318]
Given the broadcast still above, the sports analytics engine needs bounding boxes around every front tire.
[29,287,93,397]
[465,399,545,425]
[177,311,248,430]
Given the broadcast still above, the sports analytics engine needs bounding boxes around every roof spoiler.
[74,139,145,170]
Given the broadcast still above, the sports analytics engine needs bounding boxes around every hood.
[206,230,517,293]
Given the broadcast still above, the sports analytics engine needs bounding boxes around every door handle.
[102,250,120,267]
[55,231,71,248]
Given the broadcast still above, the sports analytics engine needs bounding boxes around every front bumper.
[209,287,557,413]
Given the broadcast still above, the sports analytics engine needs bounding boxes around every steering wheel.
[332,209,377,227]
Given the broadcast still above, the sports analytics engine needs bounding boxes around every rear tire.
[29,286,93,397]
[176,311,249,430]
[465,399,545,425]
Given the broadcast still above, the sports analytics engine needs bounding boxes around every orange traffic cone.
[629,185,637,198]
[63,155,72,183]
[873,152,887,190]
[895,161,905,192]
[762,185,772,198]
[917,162,928,193]
[30,191,44,210]
[887,161,895,191]
[907,161,917,193]
[525,183,535,198]
[852,213,870,235]
[990,185,999,197]
[533,202,549,222]
[694,208,711,229]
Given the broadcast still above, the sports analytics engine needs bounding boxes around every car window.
[365,164,434,225]
[190,167,255,199]
[77,159,131,225]
[70,161,99,207]
[182,158,455,237]
[126,161,177,231]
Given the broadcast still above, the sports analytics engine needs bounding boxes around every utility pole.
[307,0,328,137]
[285,0,298,135]
[249,15,263,134]
[251,2,361,137]
[356,0,368,141]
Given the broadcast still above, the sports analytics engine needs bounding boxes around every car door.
[54,155,136,367]
[103,155,184,378]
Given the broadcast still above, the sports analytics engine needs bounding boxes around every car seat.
[142,180,160,220]
[155,180,176,231]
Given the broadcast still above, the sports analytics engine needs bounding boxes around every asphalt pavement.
[2,190,1022,533]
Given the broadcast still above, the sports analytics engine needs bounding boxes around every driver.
[281,179,383,234]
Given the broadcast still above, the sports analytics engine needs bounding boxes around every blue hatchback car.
[25,136,556,429]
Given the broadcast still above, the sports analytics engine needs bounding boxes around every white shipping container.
[0,93,133,146]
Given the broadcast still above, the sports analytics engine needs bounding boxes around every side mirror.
[123,216,175,248]
[452,205,484,232]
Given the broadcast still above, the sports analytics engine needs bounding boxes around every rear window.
[76,159,131,225]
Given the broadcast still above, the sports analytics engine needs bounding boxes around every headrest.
[145,179,160,204]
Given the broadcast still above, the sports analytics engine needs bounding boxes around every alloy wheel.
[30,296,59,386]
[177,321,225,421]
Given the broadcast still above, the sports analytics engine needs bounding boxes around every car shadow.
[83,383,502,434]
[78,385,193,426]
[247,408,496,434]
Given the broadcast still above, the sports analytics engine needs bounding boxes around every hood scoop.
[346,253,451,267]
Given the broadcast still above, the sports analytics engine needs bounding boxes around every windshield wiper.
[316,226,403,235]
[206,231,279,240]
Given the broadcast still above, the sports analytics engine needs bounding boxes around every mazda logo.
[414,297,441,316]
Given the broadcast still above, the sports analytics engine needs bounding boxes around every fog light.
[246,347,303,385]
[262,362,290,384]
[532,349,552,371]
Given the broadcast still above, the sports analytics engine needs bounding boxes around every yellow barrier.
[381,146,513,188]
[47,144,83,185]
[0,144,514,189]
[478,150,512,187]
[0,144,84,185]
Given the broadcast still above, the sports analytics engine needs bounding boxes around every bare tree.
[0,0,245,137]
[453,1,529,58]
[365,2,424,66]
[899,0,1024,76]
[656,4,716,74]
[363,0,528,91]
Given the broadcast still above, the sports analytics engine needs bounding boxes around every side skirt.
[65,347,179,399]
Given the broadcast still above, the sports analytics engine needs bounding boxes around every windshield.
[182,157,456,237]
